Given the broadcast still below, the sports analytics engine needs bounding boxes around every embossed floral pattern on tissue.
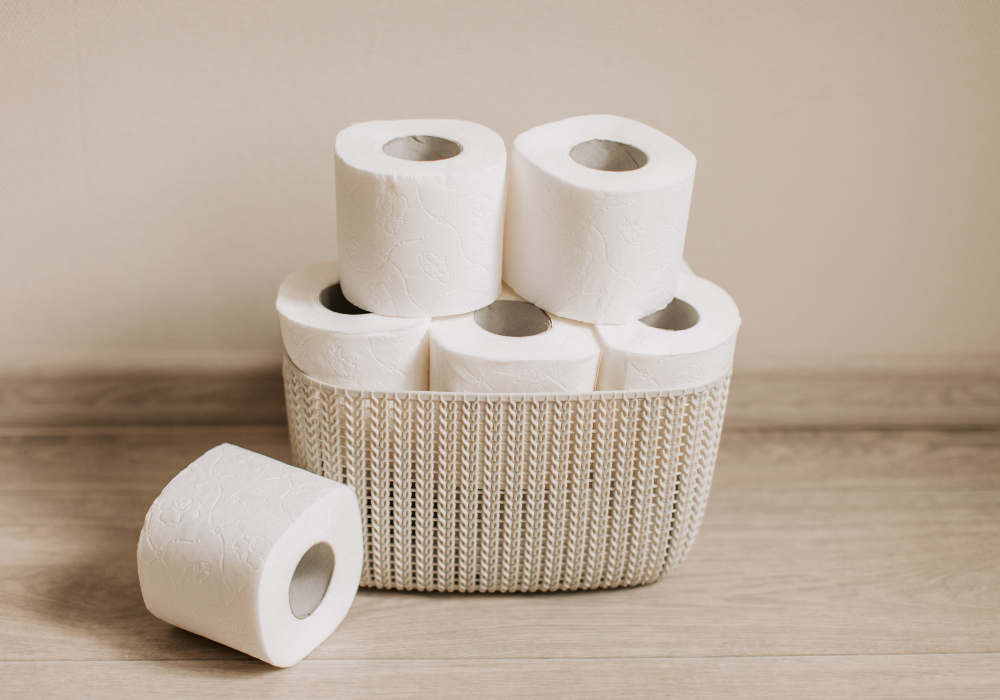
[277,261,431,391]
[137,444,362,667]
[335,120,507,318]
[504,115,697,324]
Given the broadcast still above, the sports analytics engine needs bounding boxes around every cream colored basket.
[283,354,731,592]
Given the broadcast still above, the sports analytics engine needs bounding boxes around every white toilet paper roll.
[277,261,430,390]
[137,444,362,668]
[430,300,601,393]
[336,119,507,317]
[596,274,740,391]
[504,114,697,325]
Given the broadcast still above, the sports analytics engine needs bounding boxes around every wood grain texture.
[2,362,1000,429]
[1,425,999,697]
[0,370,285,427]
[4,656,1000,700]
[727,366,1000,429]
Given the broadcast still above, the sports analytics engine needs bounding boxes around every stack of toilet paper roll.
[137,115,743,670]
[277,114,741,394]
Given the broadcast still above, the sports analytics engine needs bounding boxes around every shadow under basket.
[283,354,732,592]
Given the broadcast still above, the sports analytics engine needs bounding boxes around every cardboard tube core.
[474,300,552,338]
[320,284,369,316]
[383,135,463,162]
[570,139,648,172]
[289,542,335,620]
[641,298,700,331]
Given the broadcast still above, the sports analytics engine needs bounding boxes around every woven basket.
[283,354,731,592]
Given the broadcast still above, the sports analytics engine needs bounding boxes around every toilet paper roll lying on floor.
[277,261,430,390]
[596,274,740,391]
[336,119,507,317]
[430,298,602,393]
[137,444,362,668]
[504,114,696,325]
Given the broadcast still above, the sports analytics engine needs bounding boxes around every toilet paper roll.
[277,261,430,390]
[504,114,697,325]
[596,274,740,391]
[137,444,362,668]
[430,299,601,393]
[336,119,507,317]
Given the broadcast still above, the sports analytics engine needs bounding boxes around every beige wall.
[2,0,998,374]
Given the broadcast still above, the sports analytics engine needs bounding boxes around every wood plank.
[3,490,995,661]
[4,656,1000,700]
[3,361,1000,429]
[0,370,286,427]
[715,429,1000,491]
[1,428,998,663]
[0,425,294,491]
[725,368,1000,429]
[3,425,996,494]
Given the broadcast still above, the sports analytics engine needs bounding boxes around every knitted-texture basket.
[283,354,731,592]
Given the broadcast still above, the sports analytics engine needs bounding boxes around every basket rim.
[283,352,731,402]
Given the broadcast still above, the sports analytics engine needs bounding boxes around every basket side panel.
[283,356,731,592]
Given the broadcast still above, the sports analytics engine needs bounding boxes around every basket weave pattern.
[283,355,731,592]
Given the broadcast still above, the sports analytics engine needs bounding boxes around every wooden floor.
[2,424,999,698]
